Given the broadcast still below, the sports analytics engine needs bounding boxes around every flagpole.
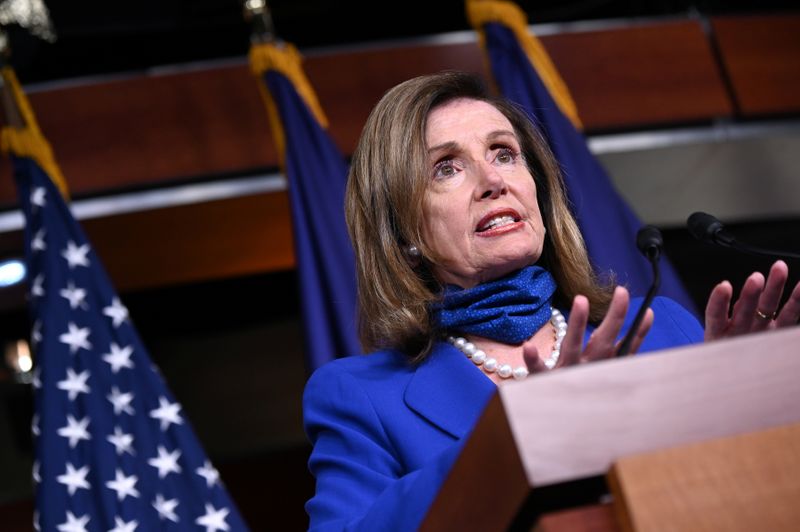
[242,0,277,44]
[0,32,26,129]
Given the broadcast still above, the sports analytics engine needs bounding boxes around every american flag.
[14,155,251,531]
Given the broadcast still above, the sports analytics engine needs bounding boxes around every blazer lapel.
[404,341,497,439]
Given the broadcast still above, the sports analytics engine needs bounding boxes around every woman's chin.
[467,259,538,286]
[432,249,541,288]
[485,261,534,280]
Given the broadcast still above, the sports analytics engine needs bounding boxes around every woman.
[303,71,800,530]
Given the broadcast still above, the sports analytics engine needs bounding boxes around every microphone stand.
[688,211,800,261]
[712,238,800,261]
[616,227,662,357]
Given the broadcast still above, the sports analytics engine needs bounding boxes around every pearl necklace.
[447,307,567,380]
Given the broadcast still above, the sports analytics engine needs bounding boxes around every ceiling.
[3,0,797,86]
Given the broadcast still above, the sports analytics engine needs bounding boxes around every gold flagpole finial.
[243,0,277,44]
[0,0,57,43]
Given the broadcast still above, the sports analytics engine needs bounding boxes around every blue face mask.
[430,265,556,344]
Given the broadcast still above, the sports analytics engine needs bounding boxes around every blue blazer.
[303,297,704,531]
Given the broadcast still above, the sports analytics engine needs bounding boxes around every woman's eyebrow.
[427,129,517,154]
[486,129,516,142]
[427,140,459,155]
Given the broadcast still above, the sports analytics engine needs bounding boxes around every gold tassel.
[466,0,583,130]
[248,43,329,169]
[0,67,70,198]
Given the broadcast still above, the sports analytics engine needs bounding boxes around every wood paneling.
[0,19,745,207]
[0,42,487,207]
[543,21,732,130]
[0,191,295,300]
[86,191,295,291]
[0,65,277,207]
[712,14,800,117]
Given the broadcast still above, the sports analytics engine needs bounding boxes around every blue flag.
[470,2,697,314]
[5,76,250,529]
[250,44,361,372]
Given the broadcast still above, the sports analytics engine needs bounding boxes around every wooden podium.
[420,327,800,531]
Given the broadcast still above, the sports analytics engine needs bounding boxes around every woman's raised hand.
[523,286,654,372]
[522,261,800,374]
[704,260,800,341]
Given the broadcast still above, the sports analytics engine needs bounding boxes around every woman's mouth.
[476,210,523,234]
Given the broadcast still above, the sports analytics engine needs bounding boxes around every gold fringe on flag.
[466,0,583,130]
[248,42,329,169]
[0,66,70,198]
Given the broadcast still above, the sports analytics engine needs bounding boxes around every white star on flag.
[31,273,45,297]
[31,228,46,251]
[56,368,91,401]
[102,343,134,373]
[31,321,42,349]
[152,494,180,523]
[56,510,89,532]
[31,413,40,436]
[61,240,91,269]
[32,460,41,484]
[149,396,183,431]
[147,445,182,479]
[108,516,138,532]
[57,414,91,448]
[30,186,46,209]
[105,468,140,501]
[107,386,135,415]
[56,462,91,496]
[59,281,89,310]
[107,426,135,456]
[196,460,220,488]
[58,322,92,354]
[103,297,129,327]
[195,503,231,532]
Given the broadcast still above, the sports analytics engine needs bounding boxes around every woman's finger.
[775,281,800,328]
[704,281,732,341]
[753,261,788,331]
[729,272,765,334]
[521,343,548,374]
[625,308,654,355]
[582,286,629,362]
[558,295,589,367]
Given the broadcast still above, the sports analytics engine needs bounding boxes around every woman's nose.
[475,162,508,200]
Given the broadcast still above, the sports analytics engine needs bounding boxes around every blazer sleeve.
[638,296,705,352]
[303,362,463,531]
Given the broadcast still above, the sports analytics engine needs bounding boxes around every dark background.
[4,0,798,84]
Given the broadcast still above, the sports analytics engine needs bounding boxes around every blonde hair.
[345,71,612,360]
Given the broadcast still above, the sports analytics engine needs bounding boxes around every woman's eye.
[433,160,458,179]
[496,148,516,164]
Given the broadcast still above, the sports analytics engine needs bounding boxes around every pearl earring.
[406,244,421,258]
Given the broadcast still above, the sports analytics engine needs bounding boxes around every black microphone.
[616,225,662,357]
[687,211,800,260]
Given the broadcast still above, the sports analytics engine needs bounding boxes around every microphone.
[687,211,800,260]
[616,225,662,357]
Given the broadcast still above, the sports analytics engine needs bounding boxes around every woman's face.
[421,98,545,289]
